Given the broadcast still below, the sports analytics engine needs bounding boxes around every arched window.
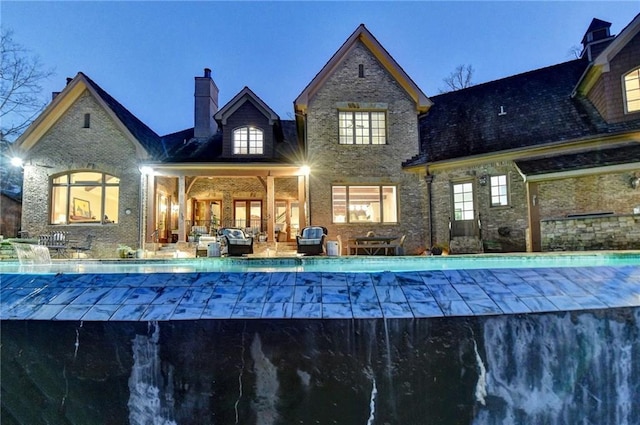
[51,171,120,224]
[233,126,263,155]
[623,67,640,113]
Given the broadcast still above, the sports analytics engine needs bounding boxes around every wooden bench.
[38,231,69,258]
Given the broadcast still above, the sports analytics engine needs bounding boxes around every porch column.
[298,175,307,230]
[178,175,186,243]
[145,173,156,243]
[267,176,275,242]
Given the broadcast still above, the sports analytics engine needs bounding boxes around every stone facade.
[542,214,640,251]
[20,91,142,258]
[429,162,529,253]
[305,41,428,254]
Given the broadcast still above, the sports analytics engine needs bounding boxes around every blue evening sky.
[3,1,639,137]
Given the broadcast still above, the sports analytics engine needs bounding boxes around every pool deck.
[1,262,639,321]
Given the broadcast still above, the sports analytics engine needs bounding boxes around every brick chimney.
[194,68,219,139]
[581,18,615,61]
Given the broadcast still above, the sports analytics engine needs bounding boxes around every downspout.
[425,170,434,249]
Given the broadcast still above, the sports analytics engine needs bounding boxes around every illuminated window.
[332,185,397,223]
[490,175,509,206]
[338,111,386,145]
[51,171,120,224]
[624,68,640,113]
[453,182,474,220]
[233,126,264,154]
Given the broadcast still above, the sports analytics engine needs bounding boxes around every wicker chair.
[296,226,328,255]
[218,227,253,256]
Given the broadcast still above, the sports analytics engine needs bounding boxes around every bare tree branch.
[439,64,474,93]
[1,29,55,141]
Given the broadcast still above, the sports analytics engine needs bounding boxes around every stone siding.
[21,91,142,258]
[542,214,640,251]
[305,41,428,254]
[430,162,529,252]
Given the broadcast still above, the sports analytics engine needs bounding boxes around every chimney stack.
[194,68,219,139]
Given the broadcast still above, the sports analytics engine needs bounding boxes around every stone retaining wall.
[541,214,640,251]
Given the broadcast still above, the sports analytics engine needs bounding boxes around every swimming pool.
[1,252,639,274]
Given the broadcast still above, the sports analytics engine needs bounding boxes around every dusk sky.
[3,1,639,137]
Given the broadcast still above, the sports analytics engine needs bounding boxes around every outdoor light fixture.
[300,165,310,176]
[139,166,154,175]
[11,157,23,167]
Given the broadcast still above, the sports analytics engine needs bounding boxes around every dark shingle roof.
[409,58,615,166]
[515,143,640,176]
[164,120,301,164]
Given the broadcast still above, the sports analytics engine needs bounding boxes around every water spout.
[12,242,51,265]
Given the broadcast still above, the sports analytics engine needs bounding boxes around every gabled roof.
[581,18,612,44]
[409,58,607,167]
[164,120,301,164]
[294,24,432,114]
[15,72,165,160]
[215,86,279,125]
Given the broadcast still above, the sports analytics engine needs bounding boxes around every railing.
[185,219,269,237]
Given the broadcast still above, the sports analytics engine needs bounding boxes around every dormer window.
[624,68,640,113]
[233,126,264,154]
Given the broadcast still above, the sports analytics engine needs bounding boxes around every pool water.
[1,252,639,274]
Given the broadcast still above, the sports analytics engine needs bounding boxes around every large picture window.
[332,185,397,223]
[338,111,386,145]
[233,126,264,154]
[624,67,640,113]
[51,171,119,224]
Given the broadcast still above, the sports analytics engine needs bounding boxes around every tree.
[440,64,474,93]
[1,29,54,142]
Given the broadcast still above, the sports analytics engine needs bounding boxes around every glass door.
[234,200,262,236]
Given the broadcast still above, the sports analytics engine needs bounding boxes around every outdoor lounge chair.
[296,226,328,255]
[218,227,253,256]
[70,234,95,257]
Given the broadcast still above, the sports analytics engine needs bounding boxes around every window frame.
[331,184,398,224]
[233,126,264,155]
[338,110,387,145]
[623,67,640,114]
[451,181,475,221]
[489,174,509,207]
[50,170,120,225]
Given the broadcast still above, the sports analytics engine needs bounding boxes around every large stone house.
[12,14,640,257]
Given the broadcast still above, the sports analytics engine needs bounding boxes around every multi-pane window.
[338,111,386,145]
[332,185,397,223]
[453,182,474,220]
[233,126,264,154]
[624,68,640,113]
[490,175,509,206]
[51,171,120,224]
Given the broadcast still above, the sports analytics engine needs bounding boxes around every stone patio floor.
[1,262,639,321]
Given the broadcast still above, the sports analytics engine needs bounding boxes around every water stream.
[1,309,638,424]
[11,242,51,264]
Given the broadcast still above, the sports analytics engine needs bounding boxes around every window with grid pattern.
[490,175,509,206]
[338,111,386,145]
[453,182,474,221]
[233,126,264,154]
[624,68,640,113]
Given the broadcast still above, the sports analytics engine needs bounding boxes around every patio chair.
[71,234,95,257]
[218,227,253,256]
[296,226,328,255]
[394,234,407,255]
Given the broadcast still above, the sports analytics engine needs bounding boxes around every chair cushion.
[299,238,322,245]
[227,238,252,245]
[302,227,324,239]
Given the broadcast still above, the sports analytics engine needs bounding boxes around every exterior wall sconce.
[631,172,640,189]
[478,174,488,186]
[125,208,132,215]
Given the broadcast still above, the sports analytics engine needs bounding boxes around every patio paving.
[1,265,639,321]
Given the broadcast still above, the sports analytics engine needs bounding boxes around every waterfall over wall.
[474,310,640,425]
